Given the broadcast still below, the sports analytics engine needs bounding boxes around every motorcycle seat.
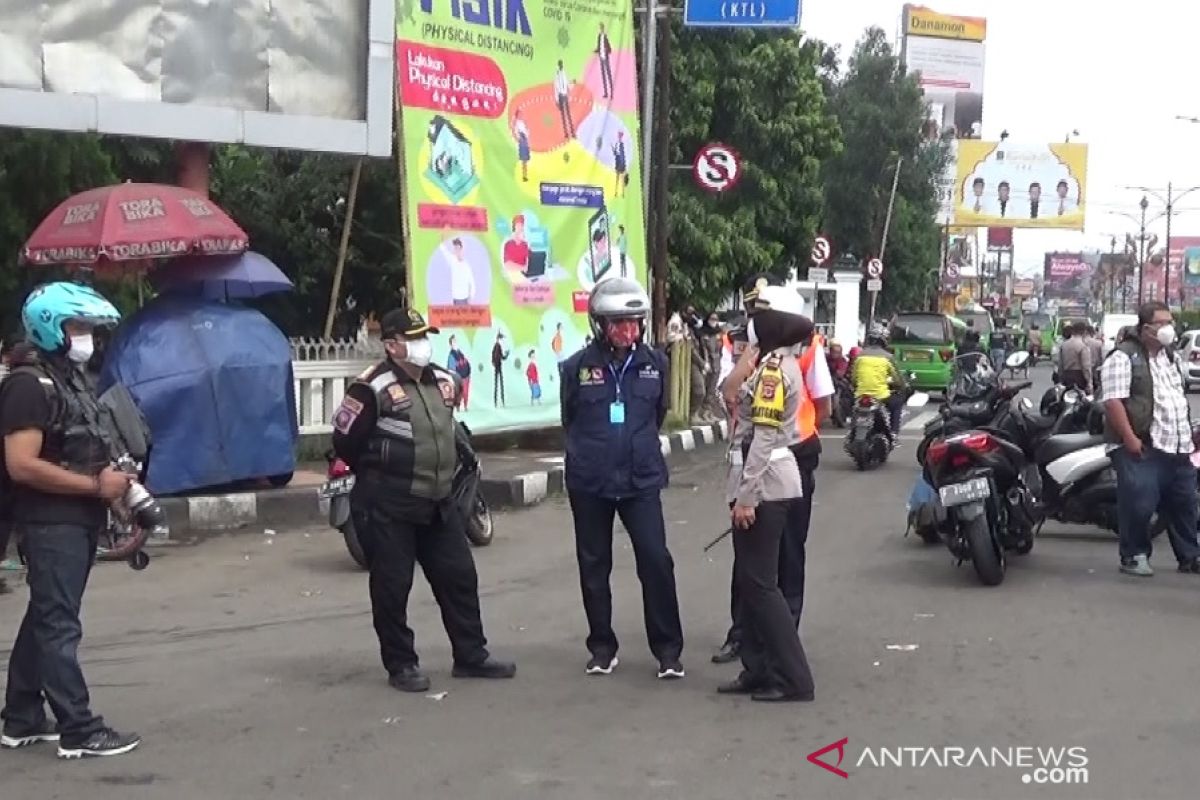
[945,401,993,424]
[1035,431,1106,465]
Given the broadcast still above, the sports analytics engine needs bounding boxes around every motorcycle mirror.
[906,391,930,408]
[1005,351,1030,369]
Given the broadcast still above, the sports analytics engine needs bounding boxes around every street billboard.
[954,141,1089,230]
[904,5,986,141]
[1043,252,1092,302]
[398,0,647,433]
[0,0,394,156]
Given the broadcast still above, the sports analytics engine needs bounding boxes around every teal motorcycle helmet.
[21,281,121,353]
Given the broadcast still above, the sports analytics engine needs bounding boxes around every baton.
[703,527,734,553]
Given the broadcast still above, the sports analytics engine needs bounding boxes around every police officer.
[332,307,515,692]
[716,285,816,702]
[713,273,833,664]
[1,283,140,758]
[561,277,684,679]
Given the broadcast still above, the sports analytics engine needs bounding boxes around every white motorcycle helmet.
[587,277,650,344]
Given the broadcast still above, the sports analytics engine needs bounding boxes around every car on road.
[1177,328,1200,392]
[1100,313,1138,356]
[888,312,968,393]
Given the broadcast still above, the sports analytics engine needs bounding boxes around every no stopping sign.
[693,143,742,193]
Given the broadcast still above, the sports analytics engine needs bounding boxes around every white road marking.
[902,409,938,431]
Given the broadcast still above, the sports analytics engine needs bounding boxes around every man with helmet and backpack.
[560,277,685,680]
[0,282,140,758]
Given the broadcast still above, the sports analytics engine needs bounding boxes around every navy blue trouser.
[568,489,684,661]
[1112,447,1200,564]
[2,524,105,743]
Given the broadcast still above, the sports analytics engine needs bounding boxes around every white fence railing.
[293,359,374,435]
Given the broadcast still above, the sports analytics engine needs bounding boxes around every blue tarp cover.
[99,295,298,495]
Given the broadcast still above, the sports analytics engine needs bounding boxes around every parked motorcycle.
[322,421,496,569]
[917,355,1044,585]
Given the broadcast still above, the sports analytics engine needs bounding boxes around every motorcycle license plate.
[938,477,990,508]
[319,475,356,499]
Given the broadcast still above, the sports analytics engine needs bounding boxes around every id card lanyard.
[608,353,634,424]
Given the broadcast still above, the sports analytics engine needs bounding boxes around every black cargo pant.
[2,523,105,743]
[733,500,815,696]
[725,466,815,644]
[568,489,684,661]
[351,497,490,675]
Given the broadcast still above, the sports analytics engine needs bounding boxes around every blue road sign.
[683,0,802,28]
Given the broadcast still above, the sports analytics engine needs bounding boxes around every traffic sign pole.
[867,258,884,329]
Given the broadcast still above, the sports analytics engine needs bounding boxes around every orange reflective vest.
[794,334,823,442]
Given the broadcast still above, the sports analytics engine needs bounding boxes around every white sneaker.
[586,655,618,675]
[1120,554,1154,577]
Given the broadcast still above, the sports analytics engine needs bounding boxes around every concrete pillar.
[833,271,863,346]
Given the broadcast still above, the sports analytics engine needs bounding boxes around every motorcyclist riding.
[850,325,908,444]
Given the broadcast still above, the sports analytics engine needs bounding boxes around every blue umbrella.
[153,251,294,301]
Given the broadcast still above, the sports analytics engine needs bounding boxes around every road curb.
[159,420,732,534]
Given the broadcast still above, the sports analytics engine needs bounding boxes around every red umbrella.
[22,183,249,267]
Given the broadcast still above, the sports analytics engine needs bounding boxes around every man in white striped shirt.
[1100,302,1200,576]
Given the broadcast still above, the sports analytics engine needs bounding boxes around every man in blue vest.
[561,277,684,679]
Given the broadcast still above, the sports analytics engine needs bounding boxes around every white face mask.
[67,334,94,364]
[404,338,433,367]
[746,319,759,346]
[1157,324,1177,347]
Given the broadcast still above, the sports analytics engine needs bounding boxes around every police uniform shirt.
[0,367,107,527]
[725,349,805,507]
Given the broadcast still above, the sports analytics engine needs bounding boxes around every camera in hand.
[114,455,169,538]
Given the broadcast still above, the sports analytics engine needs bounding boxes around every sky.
[797,0,1200,275]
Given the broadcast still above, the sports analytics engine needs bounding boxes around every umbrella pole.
[324,159,363,339]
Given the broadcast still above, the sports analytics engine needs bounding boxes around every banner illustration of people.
[397,0,647,433]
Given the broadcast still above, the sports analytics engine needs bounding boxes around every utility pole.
[870,157,902,327]
[1165,182,1174,307]
[640,5,658,216]
[1138,195,1148,307]
[650,11,671,343]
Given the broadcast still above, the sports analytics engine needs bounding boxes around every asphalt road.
[3,363,1199,800]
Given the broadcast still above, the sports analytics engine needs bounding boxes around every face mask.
[747,320,759,346]
[404,338,433,367]
[67,334,94,364]
[1157,324,1177,347]
[605,319,640,348]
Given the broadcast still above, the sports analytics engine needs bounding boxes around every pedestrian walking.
[560,277,684,679]
[1057,322,1093,393]
[331,307,516,692]
[1101,302,1200,576]
[1086,324,1104,393]
[1,283,140,758]
[716,285,816,702]
[699,313,725,421]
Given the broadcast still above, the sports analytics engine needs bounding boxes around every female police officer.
[716,285,816,702]
[560,277,684,680]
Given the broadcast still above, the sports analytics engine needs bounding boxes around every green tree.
[666,25,842,312]
[822,27,946,317]
[209,147,405,337]
[0,130,120,337]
